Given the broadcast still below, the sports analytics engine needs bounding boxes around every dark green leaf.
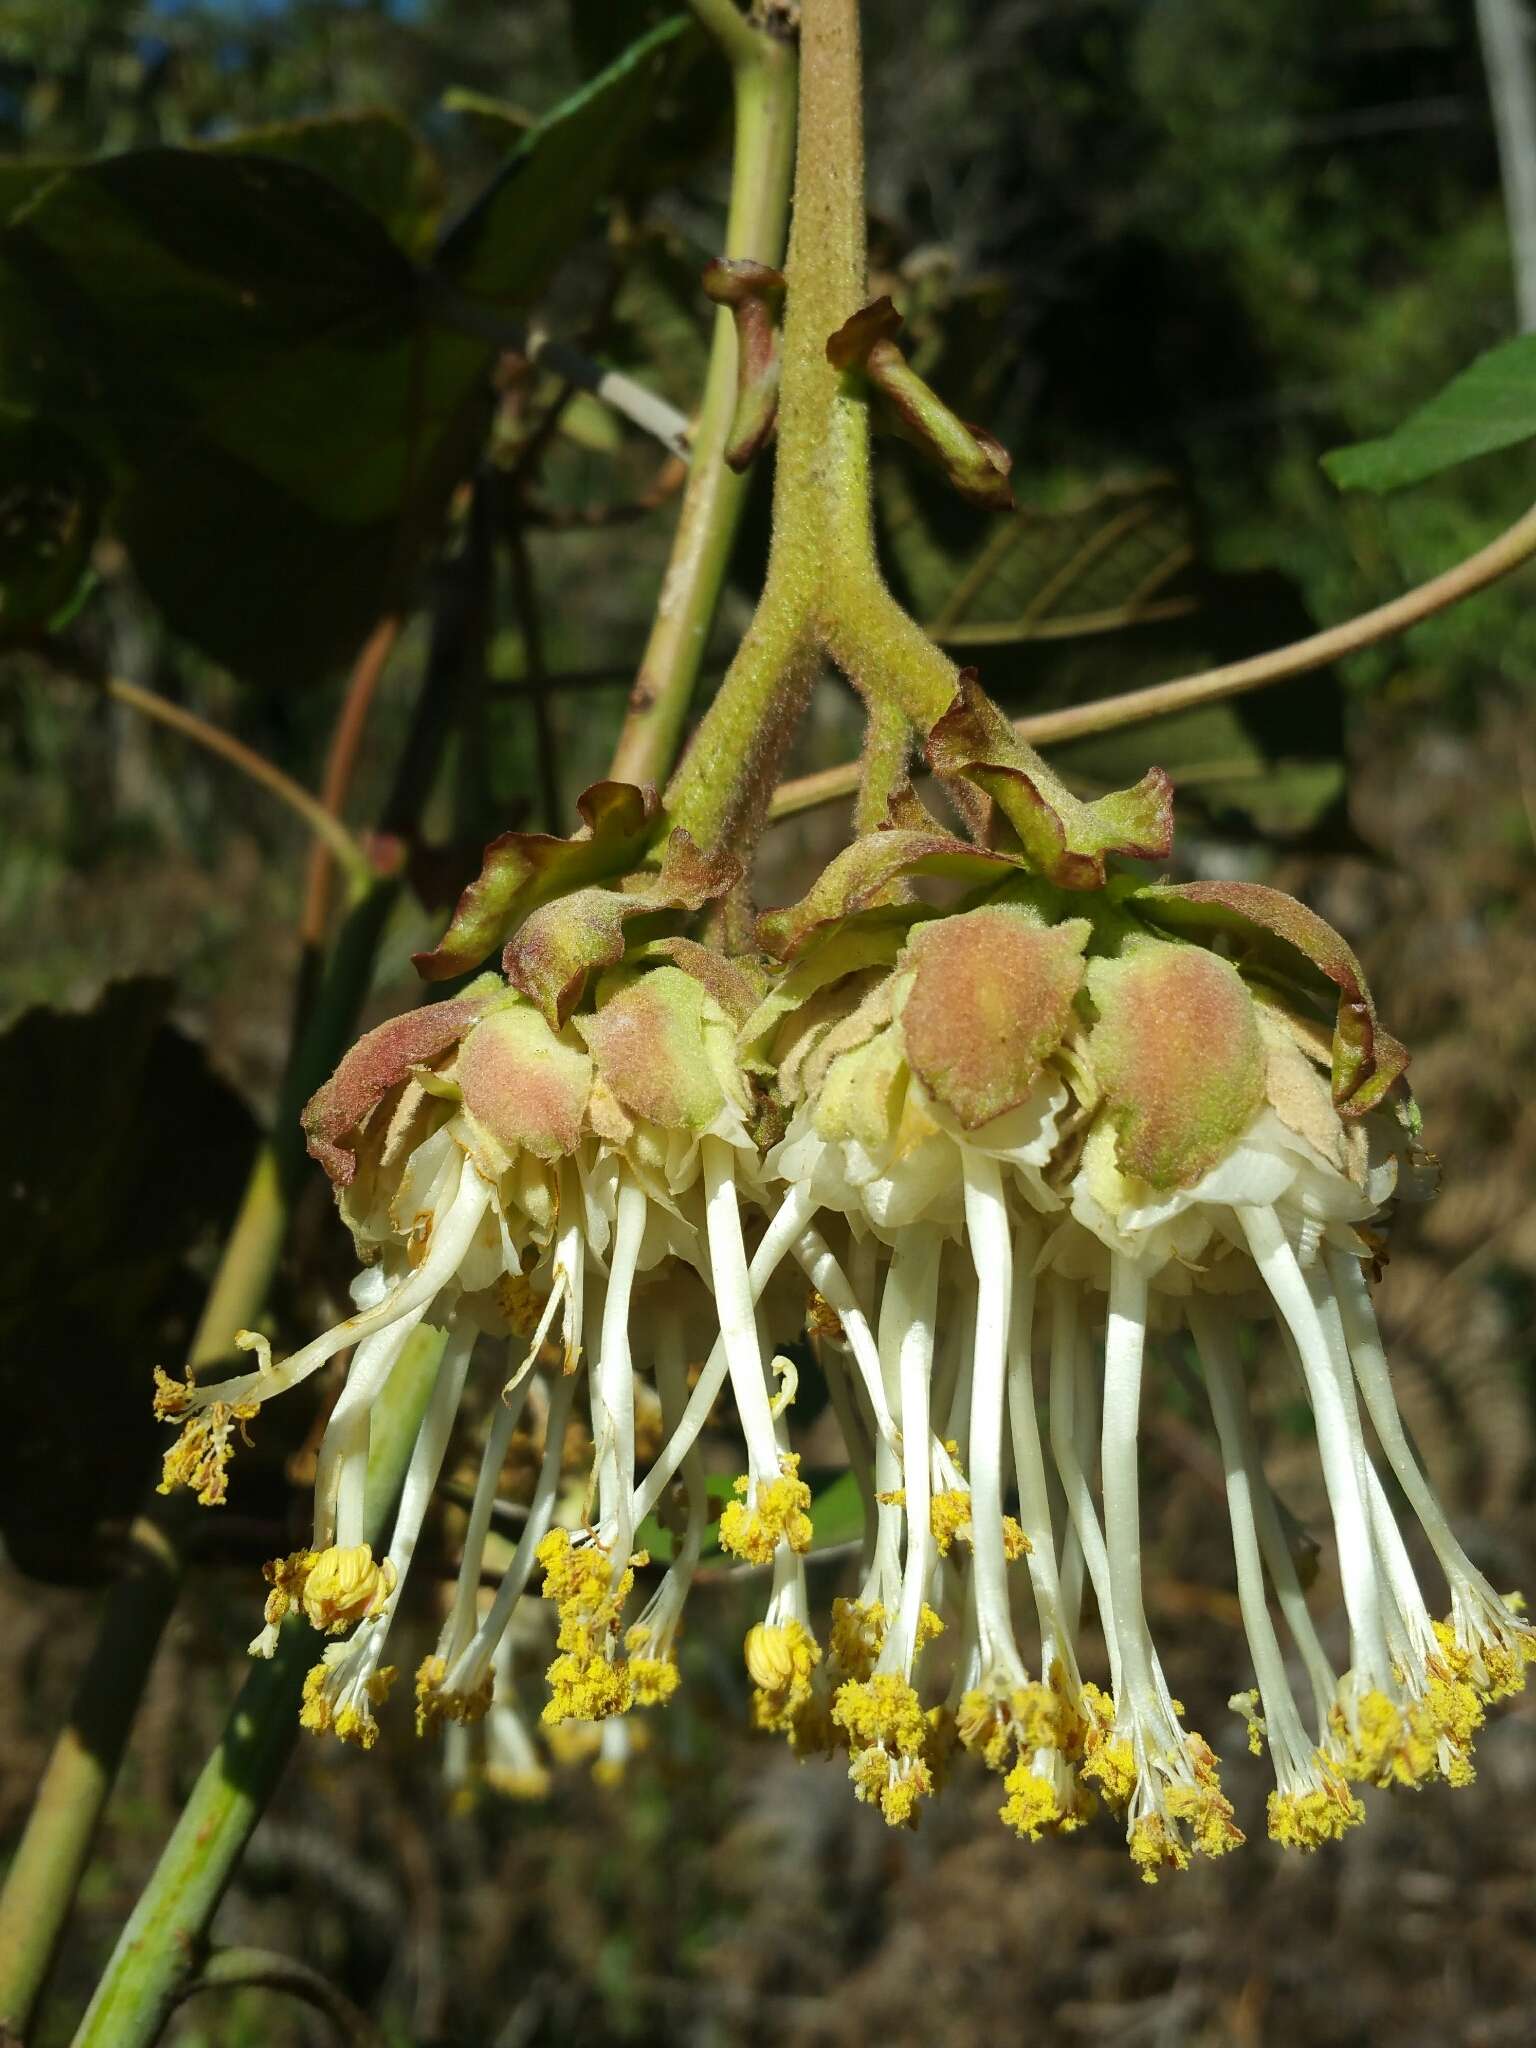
[207,111,446,255]
[436,14,700,308]
[0,22,708,686]
[1323,336,1536,493]
[0,981,255,1584]
[0,148,488,686]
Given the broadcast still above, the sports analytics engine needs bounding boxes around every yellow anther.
[1332,1689,1436,1788]
[929,1490,972,1554]
[300,1545,396,1634]
[414,1655,493,1738]
[1229,1688,1266,1758]
[1001,1516,1031,1562]
[1267,1762,1365,1851]
[1000,1763,1070,1841]
[535,1529,641,1723]
[718,1456,813,1565]
[155,1390,259,1508]
[828,1597,886,1682]
[745,1620,827,1750]
[833,1674,937,1827]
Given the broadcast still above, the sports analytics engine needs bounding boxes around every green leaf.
[0,23,705,687]
[805,1469,867,1551]
[0,148,487,686]
[1323,336,1536,493]
[0,981,255,1585]
[436,14,701,309]
[206,111,445,255]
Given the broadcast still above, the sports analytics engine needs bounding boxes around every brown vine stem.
[300,614,403,954]
[766,496,1536,822]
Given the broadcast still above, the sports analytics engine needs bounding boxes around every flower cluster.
[155,781,1533,1877]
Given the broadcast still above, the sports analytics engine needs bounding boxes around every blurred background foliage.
[4,2,1536,2044]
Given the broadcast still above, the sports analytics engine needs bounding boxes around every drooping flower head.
[154,771,1532,1877]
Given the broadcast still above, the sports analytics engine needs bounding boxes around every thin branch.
[687,0,765,69]
[300,614,403,955]
[425,282,694,458]
[172,1947,385,2048]
[97,674,372,889]
[768,498,1536,821]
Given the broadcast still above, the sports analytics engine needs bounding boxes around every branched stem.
[766,494,1536,822]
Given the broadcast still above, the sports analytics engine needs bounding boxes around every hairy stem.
[607,7,796,791]
[664,0,871,847]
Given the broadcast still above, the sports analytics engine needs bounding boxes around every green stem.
[70,1334,444,2048]
[664,0,870,847]
[607,6,796,791]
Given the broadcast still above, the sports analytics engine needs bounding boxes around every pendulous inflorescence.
[154,776,1534,1882]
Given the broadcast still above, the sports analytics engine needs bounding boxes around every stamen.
[437,1373,579,1710]
[627,1182,814,1525]
[1005,1221,1081,1695]
[1047,1277,1120,1693]
[185,1162,490,1416]
[961,1154,1025,1684]
[1240,1204,1392,1681]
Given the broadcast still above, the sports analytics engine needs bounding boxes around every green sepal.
[756,823,1012,963]
[925,673,1173,890]
[413,781,663,982]
[502,829,741,1027]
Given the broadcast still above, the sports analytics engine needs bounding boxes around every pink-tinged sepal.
[301,976,505,1186]
[1131,880,1409,1116]
[899,904,1089,1129]
[413,781,662,982]
[925,674,1174,889]
[454,1004,592,1164]
[576,964,748,1136]
[756,824,1013,964]
[1086,938,1266,1191]
[503,830,741,1028]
